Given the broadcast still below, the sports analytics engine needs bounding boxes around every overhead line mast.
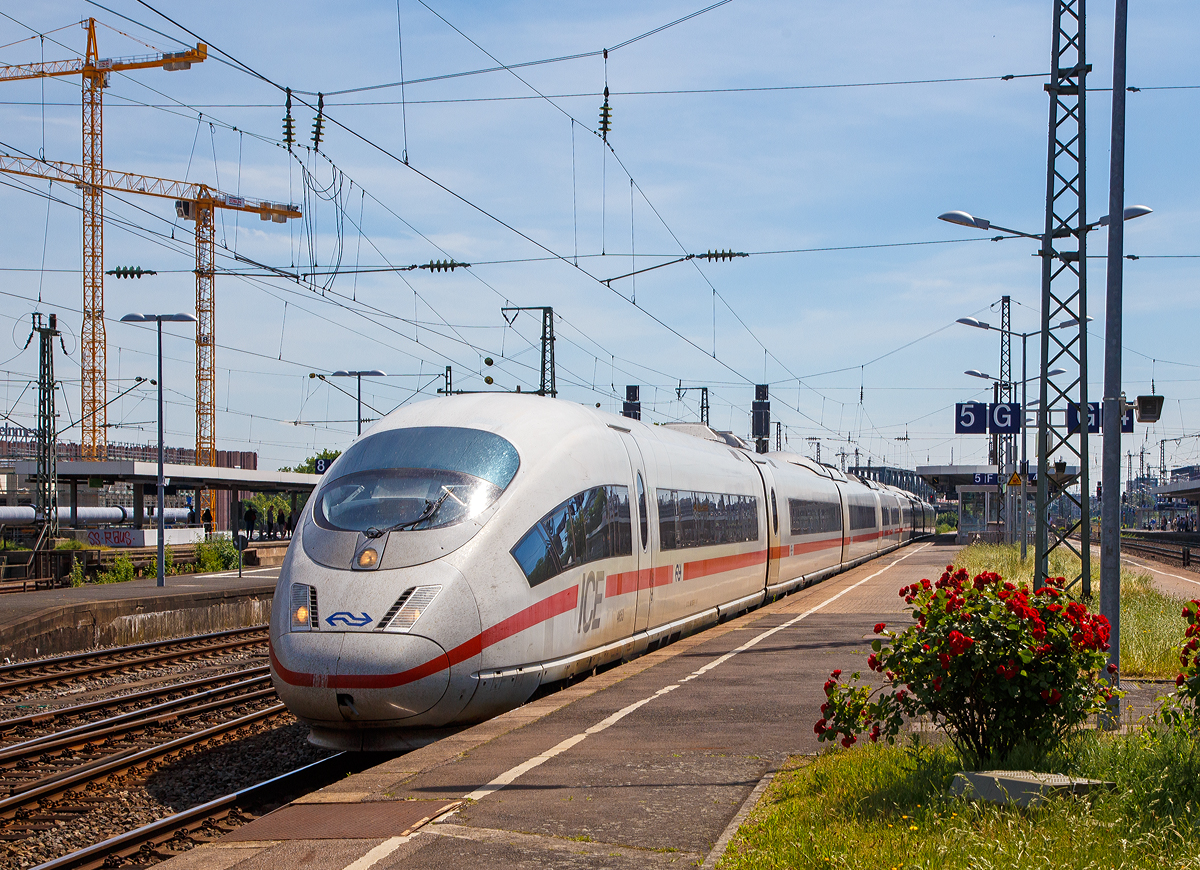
[0,18,207,459]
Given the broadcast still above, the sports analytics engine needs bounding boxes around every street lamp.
[309,370,387,436]
[120,312,198,588]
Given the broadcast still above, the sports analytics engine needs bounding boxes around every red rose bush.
[1165,598,1200,728]
[814,565,1118,765]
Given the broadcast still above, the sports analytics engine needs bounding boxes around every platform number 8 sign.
[315,457,329,474]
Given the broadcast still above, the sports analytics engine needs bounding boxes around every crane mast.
[0,18,207,459]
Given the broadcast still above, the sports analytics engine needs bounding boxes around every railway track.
[0,665,270,741]
[0,626,309,867]
[0,626,268,698]
[29,753,362,870]
[1119,536,1196,571]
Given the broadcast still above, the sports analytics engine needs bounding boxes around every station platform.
[159,542,952,869]
[0,566,281,660]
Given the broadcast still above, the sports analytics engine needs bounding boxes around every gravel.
[1,717,334,870]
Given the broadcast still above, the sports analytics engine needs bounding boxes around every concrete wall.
[0,585,275,660]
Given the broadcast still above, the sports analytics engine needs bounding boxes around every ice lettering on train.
[577,570,604,633]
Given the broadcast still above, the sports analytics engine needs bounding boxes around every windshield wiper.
[364,489,453,538]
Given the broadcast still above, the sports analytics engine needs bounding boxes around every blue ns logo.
[325,611,373,628]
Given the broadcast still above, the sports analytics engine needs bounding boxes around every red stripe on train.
[272,586,580,689]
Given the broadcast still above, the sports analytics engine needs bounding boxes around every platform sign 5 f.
[955,402,988,434]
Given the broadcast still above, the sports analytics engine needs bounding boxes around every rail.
[29,753,354,870]
[1118,535,1194,569]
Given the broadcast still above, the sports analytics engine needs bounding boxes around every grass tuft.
[721,733,1200,870]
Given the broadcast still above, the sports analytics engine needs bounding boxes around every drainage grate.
[224,799,460,841]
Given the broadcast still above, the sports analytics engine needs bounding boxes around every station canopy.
[15,459,320,493]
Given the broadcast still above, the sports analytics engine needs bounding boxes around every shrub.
[815,565,1117,767]
[1162,598,1200,731]
[54,538,87,550]
[68,555,86,587]
[196,536,239,573]
[96,554,136,585]
[936,511,958,529]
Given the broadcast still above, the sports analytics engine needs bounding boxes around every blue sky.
[0,1,1196,478]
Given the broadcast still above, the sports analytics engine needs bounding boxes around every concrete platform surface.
[0,566,281,659]
[160,541,947,870]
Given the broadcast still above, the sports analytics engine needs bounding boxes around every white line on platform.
[200,567,280,579]
[1122,556,1200,589]
[341,835,409,870]
[462,543,931,804]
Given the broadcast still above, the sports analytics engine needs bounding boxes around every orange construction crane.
[0,153,300,518]
[0,18,206,459]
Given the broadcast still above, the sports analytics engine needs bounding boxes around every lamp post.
[942,206,1150,581]
[120,312,198,588]
[309,370,387,436]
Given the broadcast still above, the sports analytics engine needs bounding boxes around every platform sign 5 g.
[955,402,1021,435]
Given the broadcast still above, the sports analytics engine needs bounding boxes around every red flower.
[1039,688,1062,704]
[939,653,951,670]
[1178,674,1187,687]
[874,622,887,634]
[841,734,856,748]
[1107,663,1118,675]
[831,669,842,678]
[947,630,974,656]
[814,719,827,735]
[867,653,880,672]
[933,676,943,691]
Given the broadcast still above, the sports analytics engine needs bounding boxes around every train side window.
[636,473,648,551]
[657,489,678,550]
[770,489,778,535]
[512,524,557,587]
[511,485,632,587]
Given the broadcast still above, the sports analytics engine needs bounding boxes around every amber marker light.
[357,548,379,569]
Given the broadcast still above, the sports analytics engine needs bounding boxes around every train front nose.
[270,630,451,722]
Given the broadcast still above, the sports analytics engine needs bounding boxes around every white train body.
[269,394,934,750]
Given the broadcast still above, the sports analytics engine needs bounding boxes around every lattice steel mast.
[31,313,62,538]
[1035,0,1092,592]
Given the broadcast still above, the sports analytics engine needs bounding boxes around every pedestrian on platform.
[267,507,275,540]
[284,513,292,539]
[202,508,212,535]
[245,505,258,541]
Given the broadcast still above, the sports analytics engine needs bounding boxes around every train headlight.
[291,583,318,631]
[355,547,379,569]
[377,585,442,633]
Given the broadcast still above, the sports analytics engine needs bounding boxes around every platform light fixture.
[310,369,387,436]
[120,312,198,588]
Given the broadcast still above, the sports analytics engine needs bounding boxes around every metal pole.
[1021,332,1029,560]
[156,318,165,588]
[356,374,362,437]
[1100,0,1128,722]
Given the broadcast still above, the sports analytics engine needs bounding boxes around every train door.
[617,431,654,633]
[834,482,849,564]
[750,460,782,591]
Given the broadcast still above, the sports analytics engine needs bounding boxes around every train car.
[269,394,934,751]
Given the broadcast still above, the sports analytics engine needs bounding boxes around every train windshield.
[314,427,519,533]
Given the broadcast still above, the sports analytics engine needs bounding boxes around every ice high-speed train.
[270,394,934,750]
